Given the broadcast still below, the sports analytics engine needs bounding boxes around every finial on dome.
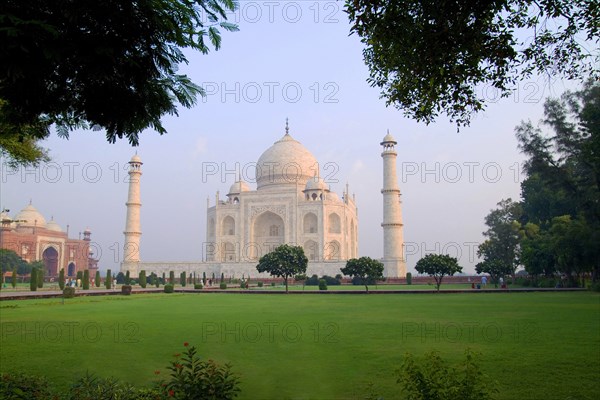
[285,118,289,135]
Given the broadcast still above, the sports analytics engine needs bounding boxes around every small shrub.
[95,270,101,287]
[69,373,144,399]
[164,284,174,293]
[105,269,112,289]
[220,282,227,289]
[83,269,90,290]
[194,284,203,290]
[270,282,276,287]
[63,287,76,298]
[406,272,412,285]
[305,274,320,285]
[37,268,44,288]
[121,285,132,295]
[0,372,56,399]
[590,282,600,292]
[156,343,241,399]
[139,270,147,288]
[257,281,263,287]
[58,268,65,290]
[318,279,327,291]
[322,275,341,285]
[29,268,37,291]
[335,273,343,281]
[397,350,498,400]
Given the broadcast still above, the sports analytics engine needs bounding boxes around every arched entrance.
[252,211,284,258]
[42,247,59,276]
[67,262,76,277]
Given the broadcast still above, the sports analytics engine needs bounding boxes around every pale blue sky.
[1,2,582,274]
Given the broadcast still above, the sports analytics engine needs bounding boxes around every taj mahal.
[121,123,406,278]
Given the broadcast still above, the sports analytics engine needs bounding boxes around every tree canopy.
[345,0,598,128]
[256,244,308,293]
[340,256,384,292]
[475,259,512,287]
[477,199,522,281]
[477,81,599,286]
[0,248,31,275]
[515,80,599,285]
[0,0,238,166]
[414,254,462,291]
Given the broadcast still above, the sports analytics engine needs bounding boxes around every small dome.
[228,180,251,196]
[130,154,142,164]
[256,133,319,190]
[304,176,328,191]
[0,211,15,228]
[46,219,63,232]
[15,204,47,228]
[381,131,397,145]
[327,192,341,202]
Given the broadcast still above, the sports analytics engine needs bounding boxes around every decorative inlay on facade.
[251,204,286,218]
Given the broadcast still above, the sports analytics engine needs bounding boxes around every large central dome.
[256,133,318,190]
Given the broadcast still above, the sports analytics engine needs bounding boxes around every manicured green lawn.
[0,292,598,399]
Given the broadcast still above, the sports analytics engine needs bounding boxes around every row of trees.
[257,244,468,292]
[476,81,599,287]
[256,244,387,293]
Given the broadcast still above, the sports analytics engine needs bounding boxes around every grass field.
[0,292,598,399]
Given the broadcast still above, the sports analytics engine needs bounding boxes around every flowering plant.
[155,343,240,399]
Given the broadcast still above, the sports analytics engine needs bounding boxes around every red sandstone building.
[0,203,98,278]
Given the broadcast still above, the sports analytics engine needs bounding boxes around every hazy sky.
[1,2,581,274]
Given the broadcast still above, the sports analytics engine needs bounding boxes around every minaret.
[121,154,142,275]
[381,131,406,277]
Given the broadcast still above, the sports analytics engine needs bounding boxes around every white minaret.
[121,154,142,275]
[381,132,406,277]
